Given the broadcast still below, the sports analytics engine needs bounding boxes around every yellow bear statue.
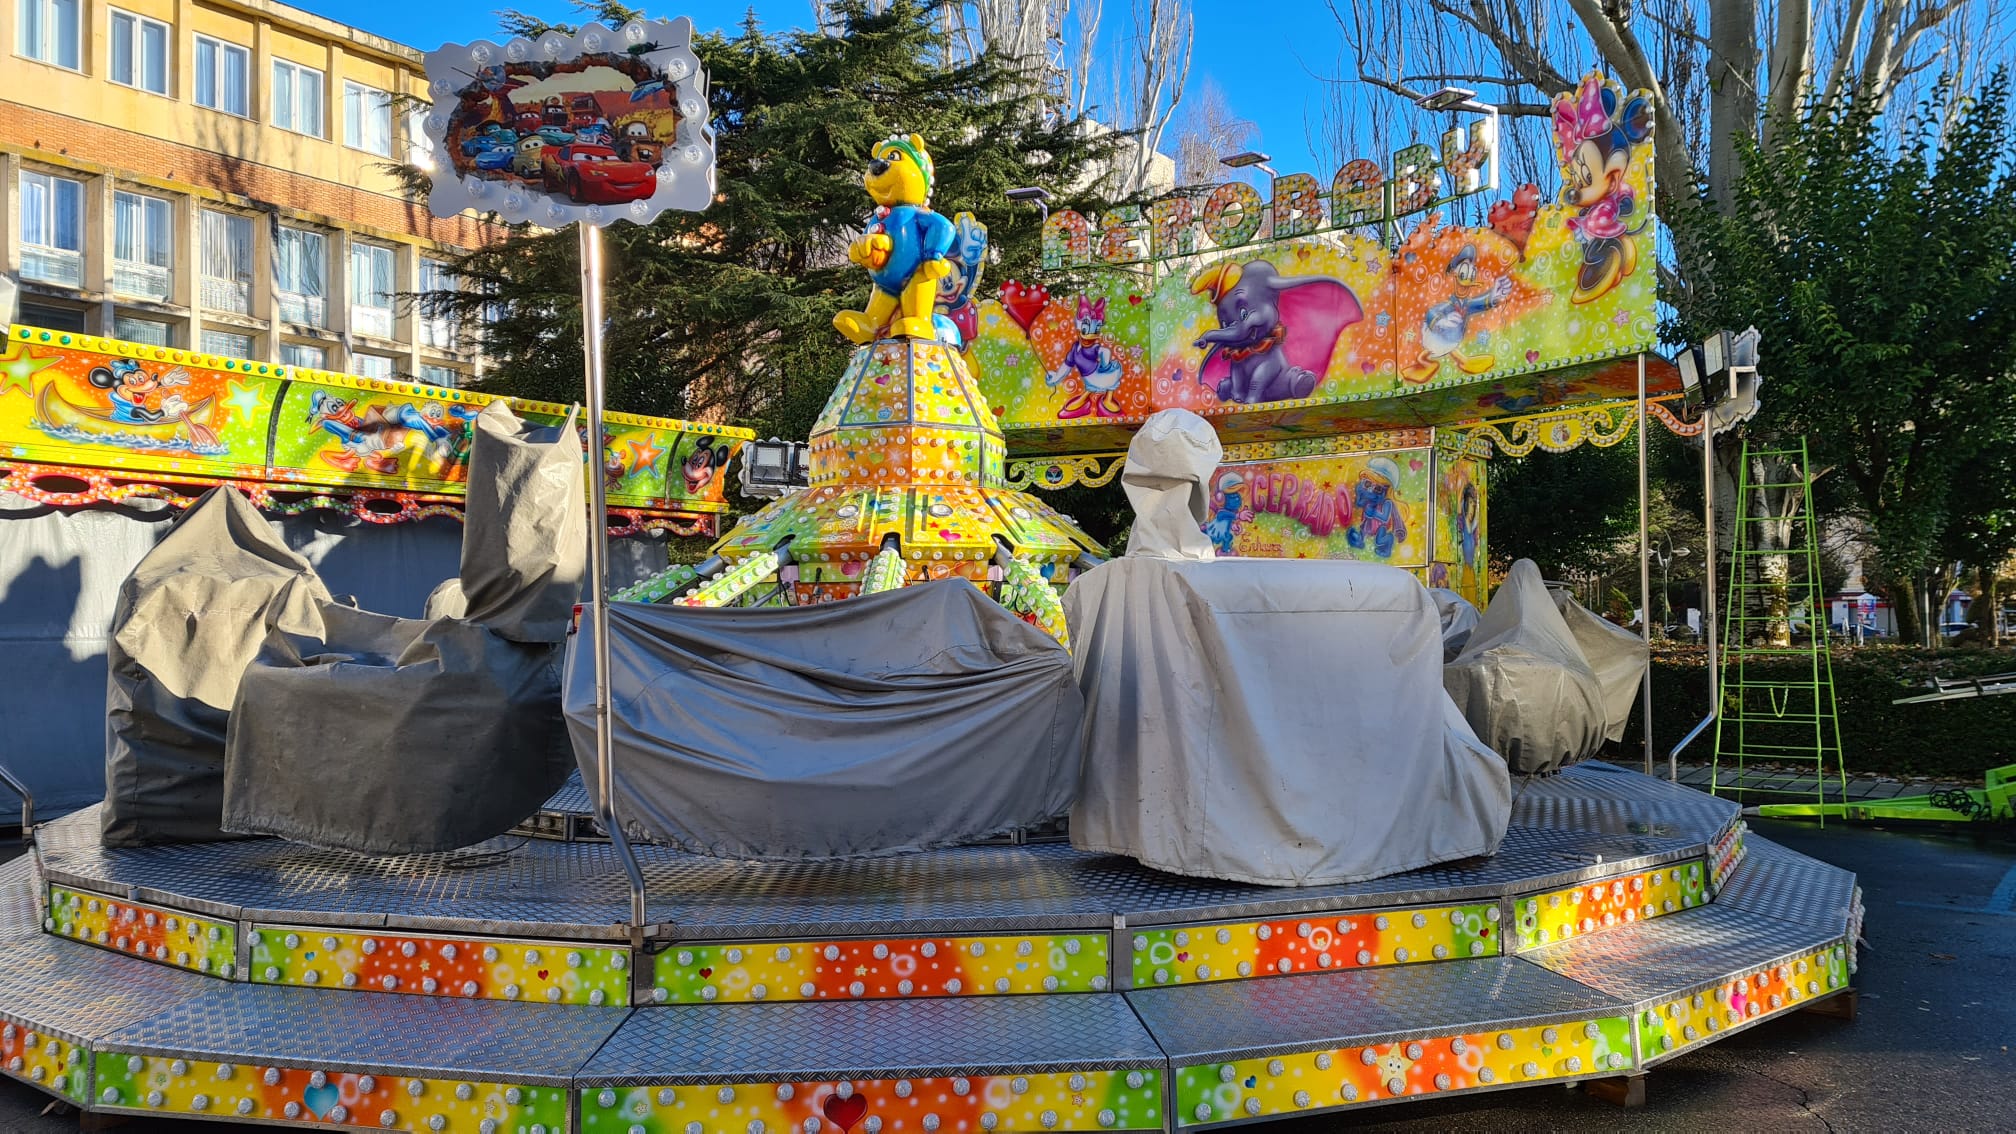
[833,134,957,344]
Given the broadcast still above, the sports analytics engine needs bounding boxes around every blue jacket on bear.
[865,204,955,295]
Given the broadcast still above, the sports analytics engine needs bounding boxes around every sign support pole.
[1638,352,1655,776]
[577,222,647,932]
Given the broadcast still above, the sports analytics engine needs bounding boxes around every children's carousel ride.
[0,29,1861,1133]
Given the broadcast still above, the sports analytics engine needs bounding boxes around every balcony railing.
[277,291,327,328]
[201,276,252,315]
[21,246,83,288]
[351,304,394,340]
[113,261,173,302]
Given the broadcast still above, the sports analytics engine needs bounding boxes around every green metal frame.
[1758,763,2016,822]
[1711,438,1849,819]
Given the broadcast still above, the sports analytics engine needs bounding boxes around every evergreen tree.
[431,0,1126,452]
[1669,73,2016,644]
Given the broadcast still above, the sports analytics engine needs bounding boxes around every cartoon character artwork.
[1044,297,1127,419]
[679,438,733,497]
[1400,243,1514,384]
[1554,71,1653,304]
[305,390,453,476]
[1191,260,1363,405]
[1347,456,1408,558]
[833,134,956,344]
[933,212,988,349]
[1203,469,1255,556]
[32,358,223,453]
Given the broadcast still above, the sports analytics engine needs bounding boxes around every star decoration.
[625,433,666,471]
[224,379,267,424]
[0,343,60,399]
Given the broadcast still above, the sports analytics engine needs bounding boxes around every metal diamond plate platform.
[0,761,1865,1130]
[1520,902,1845,1004]
[1710,835,1859,932]
[1129,958,1628,1063]
[98,983,627,1085]
[580,995,1166,1084]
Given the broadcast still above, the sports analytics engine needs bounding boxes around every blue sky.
[303,1,1352,177]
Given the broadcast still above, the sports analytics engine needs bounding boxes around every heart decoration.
[1127,294,1143,305]
[997,280,1051,334]
[303,1082,339,1119]
[1526,350,1541,363]
[698,967,712,978]
[823,1093,868,1132]
[537,969,550,980]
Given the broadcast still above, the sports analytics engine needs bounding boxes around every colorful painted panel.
[971,73,1673,454]
[1173,1015,1634,1126]
[1205,450,1430,566]
[1124,904,1503,990]
[0,1022,88,1105]
[1638,943,1850,1064]
[650,934,1110,1004]
[579,1071,1165,1133]
[2,326,750,514]
[248,926,631,1006]
[45,886,236,977]
[1709,820,1748,894]
[94,1054,568,1131]
[1511,862,1709,951]
[420,19,715,227]
[1429,451,1488,607]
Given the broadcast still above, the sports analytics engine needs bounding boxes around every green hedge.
[1619,645,2016,779]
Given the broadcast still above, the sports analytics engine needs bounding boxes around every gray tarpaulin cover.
[421,401,584,643]
[1552,589,1649,743]
[563,579,1085,859]
[217,401,584,854]
[1443,560,1608,774]
[220,607,570,855]
[102,488,331,845]
[1431,587,1483,662]
[1064,409,1510,886]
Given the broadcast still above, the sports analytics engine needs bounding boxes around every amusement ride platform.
[0,762,1858,1133]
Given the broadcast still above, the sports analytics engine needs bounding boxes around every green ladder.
[1712,438,1848,819]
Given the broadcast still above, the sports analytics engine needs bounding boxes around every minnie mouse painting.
[1554,72,1652,304]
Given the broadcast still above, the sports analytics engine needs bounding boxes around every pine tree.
[432,0,1127,449]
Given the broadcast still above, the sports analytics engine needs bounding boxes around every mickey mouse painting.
[681,438,732,497]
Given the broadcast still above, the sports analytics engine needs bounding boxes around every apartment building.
[1,0,497,384]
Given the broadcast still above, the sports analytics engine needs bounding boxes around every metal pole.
[1670,380,1722,774]
[1638,354,1654,776]
[577,223,647,931]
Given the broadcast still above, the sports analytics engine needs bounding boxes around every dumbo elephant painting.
[1192,260,1364,405]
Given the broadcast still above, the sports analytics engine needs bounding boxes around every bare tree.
[1120,0,1194,192]
[1330,0,1992,214]
[1171,78,1257,185]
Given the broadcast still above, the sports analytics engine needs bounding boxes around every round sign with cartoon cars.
[422,18,715,227]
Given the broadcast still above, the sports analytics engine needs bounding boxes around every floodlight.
[738,437,809,499]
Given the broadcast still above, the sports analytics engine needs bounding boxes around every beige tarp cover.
[1443,560,1609,773]
[1064,410,1511,886]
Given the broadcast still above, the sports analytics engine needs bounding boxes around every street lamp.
[1652,539,1692,637]
[1005,186,1052,224]
[1219,150,1276,178]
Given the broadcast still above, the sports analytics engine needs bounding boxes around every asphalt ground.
[0,818,2010,1132]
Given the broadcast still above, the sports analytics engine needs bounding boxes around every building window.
[271,59,325,138]
[109,9,168,94]
[19,301,86,332]
[351,353,394,379]
[199,209,253,314]
[406,106,436,171]
[200,329,254,359]
[279,342,325,370]
[112,190,174,301]
[417,257,457,350]
[194,36,249,116]
[19,170,84,287]
[343,81,394,157]
[114,315,173,347]
[275,227,328,327]
[17,0,80,69]
[349,242,395,339]
[419,364,460,389]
